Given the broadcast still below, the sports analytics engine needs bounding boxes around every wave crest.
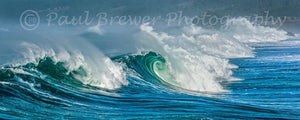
[137,18,289,92]
[8,42,128,90]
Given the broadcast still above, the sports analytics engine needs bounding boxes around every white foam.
[16,42,128,90]
[138,18,289,93]
[223,18,289,42]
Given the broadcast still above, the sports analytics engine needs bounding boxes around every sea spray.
[136,18,289,92]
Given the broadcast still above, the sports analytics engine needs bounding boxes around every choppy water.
[1,0,300,119]
[1,39,300,119]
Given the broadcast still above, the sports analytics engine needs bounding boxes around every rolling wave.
[0,18,291,95]
[0,17,298,119]
[136,18,290,92]
[1,42,128,90]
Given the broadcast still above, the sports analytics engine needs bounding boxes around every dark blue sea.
[0,0,299,119]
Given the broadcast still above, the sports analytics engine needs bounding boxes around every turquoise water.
[0,40,299,119]
[1,0,300,119]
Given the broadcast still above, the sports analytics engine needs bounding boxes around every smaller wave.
[5,42,128,90]
[223,18,289,42]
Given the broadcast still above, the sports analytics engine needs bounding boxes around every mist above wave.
[137,18,289,92]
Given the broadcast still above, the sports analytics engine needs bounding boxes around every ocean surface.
[0,0,300,119]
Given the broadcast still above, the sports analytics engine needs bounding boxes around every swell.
[1,41,128,91]
[0,18,292,95]
[0,17,298,119]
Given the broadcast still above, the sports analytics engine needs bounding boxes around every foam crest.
[17,42,128,90]
[223,18,289,42]
[139,18,289,92]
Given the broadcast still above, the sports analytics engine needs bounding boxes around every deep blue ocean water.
[228,40,300,119]
[1,0,300,119]
[0,39,299,119]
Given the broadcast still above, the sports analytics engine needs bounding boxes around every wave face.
[113,51,176,85]
[1,17,299,119]
[11,42,128,90]
[136,18,289,92]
